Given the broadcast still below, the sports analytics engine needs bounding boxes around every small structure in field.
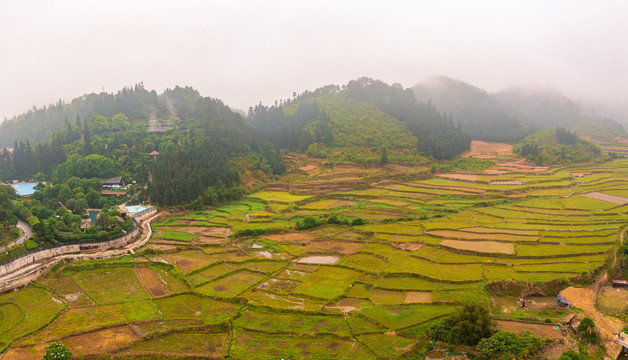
[149,151,159,160]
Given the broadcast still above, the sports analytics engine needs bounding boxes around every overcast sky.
[1,0,627,121]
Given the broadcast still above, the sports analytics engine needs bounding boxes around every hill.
[513,127,601,165]
[413,76,626,142]
[249,77,471,162]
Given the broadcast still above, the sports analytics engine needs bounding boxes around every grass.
[357,333,416,359]
[249,191,312,204]
[233,309,350,336]
[155,294,205,320]
[292,266,361,300]
[195,270,266,298]
[516,244,613,257]
[123,332,227,356]
[153,228,198,241]
[340,253,388,273]
[358,304,457,329]
[72,267,152,304]
[376,277,481,291]
[370,289,405,305]
[230,329,353,360]
[0,286,65,351]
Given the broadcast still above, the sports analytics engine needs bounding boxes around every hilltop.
[413,76,626,142]
[513,127,602,165]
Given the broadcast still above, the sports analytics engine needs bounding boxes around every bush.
[43,342,72,360]
[476,330,549,360]
[296,216,323,230]
[558,350,584,360]
[577,317,599,344]
[427,303,494,346]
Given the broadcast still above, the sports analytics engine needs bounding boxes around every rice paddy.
[2,145,628,359]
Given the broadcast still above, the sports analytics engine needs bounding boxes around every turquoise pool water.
[88,210,99,225]
[125,205,147,213]
[11,183,37,196]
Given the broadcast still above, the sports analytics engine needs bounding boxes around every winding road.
[0,219,32,254]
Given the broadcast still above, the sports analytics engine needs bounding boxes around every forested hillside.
[413,76,626,142]
[513,126,602,165]
[249,77,470,161]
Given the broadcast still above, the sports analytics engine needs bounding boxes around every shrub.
[558,350,584,360]
[43,342,72,360]
[427,303,494,346]
[577,317,599,344]
[475,330,549,360]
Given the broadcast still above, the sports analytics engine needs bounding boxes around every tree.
[43,342,71,360]
[577,317,599,343]
[66,198,88,214]
[427,303,494,346]
[379,147,388,165]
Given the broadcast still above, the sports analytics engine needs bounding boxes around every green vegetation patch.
[186,263,239,287]
[233,309,350,336]
[71,267,152,304]
[249,191,312,204]
[195,270,266,298]
[340,253,388,273]
[358,304,456,329]
[122,332,227,357]
[292,266,361,300]
[370,289,405,305]
[357,333,416,359]
[155,294,205,320]
[230,329,353,360]
[154,228,199,242]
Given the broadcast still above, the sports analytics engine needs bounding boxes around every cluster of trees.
[248,101,334,150]
[427,304,549,360]
[514,128,601,165]
[556,126,579,145]
[344,77,470,159]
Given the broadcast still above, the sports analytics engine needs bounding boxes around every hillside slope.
[413,76,626,142]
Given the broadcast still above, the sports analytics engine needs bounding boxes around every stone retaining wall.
[0,207,158,292]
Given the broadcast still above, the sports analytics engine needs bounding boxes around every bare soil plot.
[296,255,340,264]
[192,235,228,245]
[63,325,139,357]
[308,240,364,255]
[0,343,47,360]
[258,278,300,293]
[490,180,523,185]
[146,243,178,251]
[496,320,565,339]
[163,251,217,274]
[436,173,477,182]
[37,276,94,306]
[298,163,319,171]
[262,232,317,244]
[390,242,424,251]
[135,266,169,298]
[440,239,514,254]
[404,291,433,304]
[580,191,628,205]
[428,230,536,242]
[160,226,231,237]
[462,141,513,159]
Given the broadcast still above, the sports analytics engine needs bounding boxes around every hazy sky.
[1,0,627,120]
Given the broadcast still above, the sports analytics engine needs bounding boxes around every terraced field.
[1,152,628,359]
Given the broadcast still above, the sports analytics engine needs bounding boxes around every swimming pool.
[125,205,148,213]
[11,183,37,196]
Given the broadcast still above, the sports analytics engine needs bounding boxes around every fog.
[1,0,627,121]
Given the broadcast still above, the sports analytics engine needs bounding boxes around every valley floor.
[2,141,628,359]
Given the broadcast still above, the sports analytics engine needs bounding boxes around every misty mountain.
[413,76,626,142]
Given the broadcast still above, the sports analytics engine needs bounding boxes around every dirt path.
[559,272,624,358]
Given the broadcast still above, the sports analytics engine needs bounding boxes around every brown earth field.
[160,226,231,237]
[496,320,566,339]
[262,232,317,244]
[308,240,364,255]
[135,266,169,298]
